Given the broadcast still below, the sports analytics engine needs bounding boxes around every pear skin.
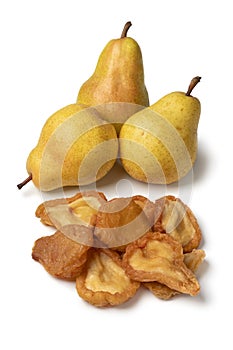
[77,22,149,111]
[93,102,146,136]
[151,77,201,166]
[18,104,118,191]
[119,77,201,184]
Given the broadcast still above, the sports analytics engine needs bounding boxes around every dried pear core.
[95,197,151,249]
[123,231,200,296]
[85,251,131,294]
[155,196,202,252]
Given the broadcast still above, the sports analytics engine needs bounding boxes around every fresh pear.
[119,77,201,184]
[93,102,145,136]
[77,22,149,133]
[17,104,118,191]
[77,21,149,106]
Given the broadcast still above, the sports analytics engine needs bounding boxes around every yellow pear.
[17,104,118,191]
[77,21,149,106]
[77,22,149,134]
[119,77,201,184]
[93,102,146,136]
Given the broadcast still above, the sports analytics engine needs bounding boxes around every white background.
[1,0,232,349]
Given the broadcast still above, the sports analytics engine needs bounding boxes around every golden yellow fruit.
[77,22,149,106]
[120,77,201,184]
[18,104,118,191]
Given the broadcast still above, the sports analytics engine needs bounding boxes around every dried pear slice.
[122,231,200,296]
[183,249,206,272]
[144,281,178,300]
[144,249,205,300]
[35,191,107,227]
[32,228,93,280]
[132,195,162,227]
[35,191,106,245]
[94,197,151,250]
[154,196,202,253]
[76,249,140,307]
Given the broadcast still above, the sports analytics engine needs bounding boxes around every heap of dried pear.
[32,191,205,307]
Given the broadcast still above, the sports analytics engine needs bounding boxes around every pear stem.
[17,174,32,190]
[121,21,132,38]
[186,76,201,96]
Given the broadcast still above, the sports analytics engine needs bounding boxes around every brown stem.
[121,21,132,38]
[17,174,32,189]
[186,76,201,96]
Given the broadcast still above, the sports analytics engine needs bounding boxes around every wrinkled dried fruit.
[144,281,178,300]
[132,195,161,227]
[32,191,205,307]
[154,196,201,253]
[184,249,206,272]
[76,249,140,307]
[122,231,200,296]
[32,228,93,280]
[94,197,151,250]
[35,191,107,228]
[144,248,205,300]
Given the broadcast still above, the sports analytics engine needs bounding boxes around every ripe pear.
[17,104,118,191]
[119,77,201,184]
[93,102,146,136]
[77,22,149,133]
[77,21,149,106]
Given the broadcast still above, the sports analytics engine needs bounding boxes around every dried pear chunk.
[35,191,107,227]
[94,197,151,250]
[154,196,202,253]
[184,249,206,272]
[132,195,162,227]
[144,281,178,300]
[144,249,205,300]
[35,191,106,245]
[76,249,140,307]
[122,231,200,296]
[32,228,93,280]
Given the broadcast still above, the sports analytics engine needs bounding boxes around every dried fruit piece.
[35,191,107,228]
[184,249,206,272]
[32,228,93,280]
[94,197,151,250]
[144,249,205,300]
[132,195,162,227]
[154,196,202,253]
[122,231,200,296]
[144,281,178,300]
[35,191,106,245]
[76,249,140,307]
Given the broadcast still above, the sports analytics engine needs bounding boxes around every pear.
[119,77,201,184]
[93,102,145,136]
[17,104,118,191]
[77,22,149,133]
[77,21,149,106]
